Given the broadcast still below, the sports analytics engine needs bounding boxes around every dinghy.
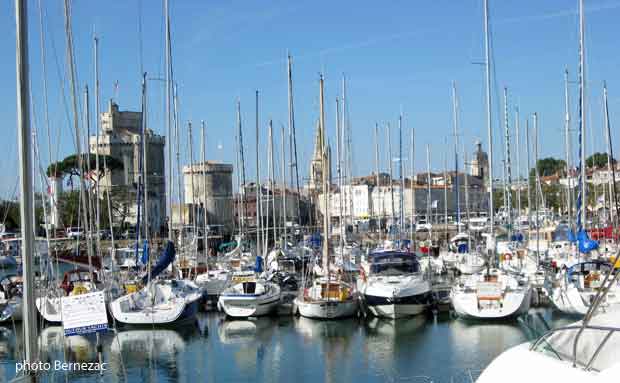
[218,279,281,318]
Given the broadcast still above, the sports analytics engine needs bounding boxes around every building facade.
[89,101,166,231]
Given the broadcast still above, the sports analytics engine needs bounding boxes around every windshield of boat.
[369,254,420,275]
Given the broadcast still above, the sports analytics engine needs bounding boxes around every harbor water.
[0,299,574,383]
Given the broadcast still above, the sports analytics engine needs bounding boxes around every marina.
[1,0,620,382]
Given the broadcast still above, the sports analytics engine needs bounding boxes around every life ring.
[503,253,512,261]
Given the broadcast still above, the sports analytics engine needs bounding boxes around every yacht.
[358,250,431,318]
[218,278,281,318]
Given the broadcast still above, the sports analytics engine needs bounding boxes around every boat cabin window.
[242,282,257,294]
[371,261,419,275]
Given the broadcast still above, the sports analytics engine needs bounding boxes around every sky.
[2,0,620,199]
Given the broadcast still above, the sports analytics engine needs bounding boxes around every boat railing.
[530,323,620,371]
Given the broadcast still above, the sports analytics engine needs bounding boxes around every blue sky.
[2,0,620,198]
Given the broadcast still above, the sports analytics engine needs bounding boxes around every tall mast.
[534,113,541,263]
[319,74,329,275]
[452,81,460,226]
[336,98,344,248]
[603,83,618,229]
[173,84,184,237]
[188,121,196,241]
[237,100,246,233]
[525,118,532,236]
[287,55,301,223]
[374,124,381,226]
[426,145,432,237]
[94,35,101,255]
[268,120,276,246]
[483,0,494,232]
[399,115,405,238]
[387,124,395,237]
[280,125,287,250]
[255,90,262,257]
[503,87,512,233]
[443,144,449,243]
[16,0,38,367]
[515,107,522,220]
[577,0,587,232]
[201,120,208,262]
[165,0,173,241]
[564,69,573,229]
[142,76,150,241]
[410,128,415,247]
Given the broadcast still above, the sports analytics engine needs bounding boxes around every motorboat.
[357,250,431,318]
[451,268,532,319]
[477,307,620,383]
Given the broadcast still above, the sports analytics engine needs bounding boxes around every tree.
[529,157,566,178]
[586,152,616,169]
[46,153,123,187]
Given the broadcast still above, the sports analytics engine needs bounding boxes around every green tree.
[47,153,123,187]
[529,157,566,178]
[586,152,616,168]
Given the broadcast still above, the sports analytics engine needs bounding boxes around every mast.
[564,69,573,229]
[515,107,522,221]
[387,124,395,237]
[268,120,276,247]
[188,121,196,242]
[452,81,460,226]
[173,84,183,241]
[443,144,449,243]
[237,101,246,234]
[94,35,101,256]
[201,120,208,263]
[164,0,173,241]
[525,118,532,237]
[16,0,38,367]
[399,114,405,239]
[287,55,301,224]
[483,0,494,232]
[603,83,619,230]
[336,98,344,249]
[533,113,541,264]
[374,124,381,228]
[142,75,149,242]
[255,90,262,257]
[280,125,287,250]
[410,128,415,247]
[503,87,512,234]
[319,74,329,277]
[426,145,432,240]
[577,0,587,233]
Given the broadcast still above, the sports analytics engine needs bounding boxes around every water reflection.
[0,310,572,383]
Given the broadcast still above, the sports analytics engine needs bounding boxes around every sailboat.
[450,0,532,320]
[109,241,203,325]
[294,75,358,320]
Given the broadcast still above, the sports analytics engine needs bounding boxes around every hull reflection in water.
[217,317,276,345]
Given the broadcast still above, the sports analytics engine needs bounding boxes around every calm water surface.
[0,307,574,383]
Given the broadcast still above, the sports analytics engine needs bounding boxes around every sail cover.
[141,240,175,284]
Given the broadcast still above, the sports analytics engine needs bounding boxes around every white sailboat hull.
[451,288,532,319]
[295,297,358,319]
[36,296,63,323]
[218,282,281,318]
